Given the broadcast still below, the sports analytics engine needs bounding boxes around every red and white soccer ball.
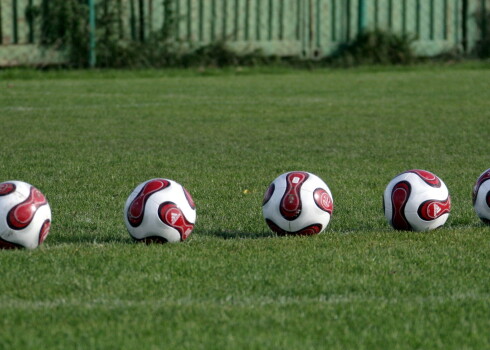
[124,178,196,243]
[0,180,51,249]
[383,169,451,231]
[473,168,490,224]
[262,171,333,236]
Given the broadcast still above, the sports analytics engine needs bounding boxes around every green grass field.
[0,64,489,349]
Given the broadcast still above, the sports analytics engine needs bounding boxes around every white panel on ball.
[262,171,333,236]
[473,168,490,224]
[123,178,196,243]
[0,181,51,249]
[383,170,450,231]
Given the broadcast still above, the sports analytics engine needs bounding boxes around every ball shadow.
[197,229,276,240]
[46,232,133,246]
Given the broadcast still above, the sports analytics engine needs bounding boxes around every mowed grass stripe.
[2,291,490,310]
[0,65,489,349]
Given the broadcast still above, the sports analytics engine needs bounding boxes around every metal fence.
[0,0,489,67]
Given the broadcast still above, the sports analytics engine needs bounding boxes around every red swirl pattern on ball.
[127,179,170,227]
[295,224,323,236]
[313,188,333,214]
[0,237,22,250]
[38,219,51,245]
[265,219,322,236]
[417,197,451,221]
[183,187,196,209]
[280,172,309,221]
[391,181,412,231]
[262,183,275,206]
[472,169,490,204]
[158,202,194,241]
[407,169,441,187]
[0,183,16,196]
[7,186,48,230]
[487,191,490,207]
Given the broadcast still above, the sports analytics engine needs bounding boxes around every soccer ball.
[383,169,451,231]
[472,168,490,224]
[0,180,51,249]
[262,171,333,235]
[123,178,196,243]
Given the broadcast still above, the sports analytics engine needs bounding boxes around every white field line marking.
[0,103,174,112]
[0,293,489,310]
[0,96,326,112]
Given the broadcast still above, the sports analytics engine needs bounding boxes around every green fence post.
[0,1,3,45]
[13,0,19,44]
[482,0,488,42]
[88,0,96,68]
[358,0,367,34]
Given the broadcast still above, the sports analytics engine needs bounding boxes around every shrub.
[474,9,490,58]
[33,2,420,68]
[26,0,89,67]
[330,29,416,66]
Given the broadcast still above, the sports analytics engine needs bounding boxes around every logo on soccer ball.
[158,202,194,241]
[473,168,490,224]
[418,199,451,220]
[313,188,333,213]
[262,171,333,236]
[124,178,196,243]
[383,170,450,231]
[0,181,52,249]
